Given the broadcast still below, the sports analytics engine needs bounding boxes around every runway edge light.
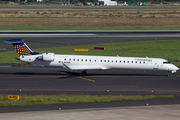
[107,89,109,92]
[151,89,153,93]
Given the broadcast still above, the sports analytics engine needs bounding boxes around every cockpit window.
[163,61,171,64]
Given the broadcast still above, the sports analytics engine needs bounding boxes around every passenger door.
[153,61,158,69]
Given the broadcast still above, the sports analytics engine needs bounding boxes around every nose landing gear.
[166,71,170,77]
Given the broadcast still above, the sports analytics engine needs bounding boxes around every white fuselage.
[18,54,179,73]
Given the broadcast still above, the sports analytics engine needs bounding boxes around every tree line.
[1,0,180,3]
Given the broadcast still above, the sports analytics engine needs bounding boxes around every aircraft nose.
[172,65,179,71]
[169,65,179,71]
[176,67,179,71]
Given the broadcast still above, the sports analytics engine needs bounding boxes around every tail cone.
[16,56,20,60]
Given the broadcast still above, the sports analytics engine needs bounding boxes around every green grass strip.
[1,39,180,66]
[1,26,180,30]
[0,94,175,107]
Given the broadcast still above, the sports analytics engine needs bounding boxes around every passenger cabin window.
[77,59,79,61]
[120,61,121,63]
[124,61,125,63]
[135,61,137,63]
[85,59,87,62]
[132,61,133,63]
[139,61,141,64]
[104,60,106,62]
[81,59,83,61]
[116,60,117,63]
[64,58,66,61]
[89,60,91,62]
[95,60,96,62]
[143,62,145,64]
[73,59,75,61]
[112,60,113,63]
[69,59,71,61]
[100,60,102,62]
[127,61,129,63]
[108,60,110,62]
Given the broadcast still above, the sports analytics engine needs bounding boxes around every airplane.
[3,39,179,76]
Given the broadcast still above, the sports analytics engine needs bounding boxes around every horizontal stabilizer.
[3,39,23,44]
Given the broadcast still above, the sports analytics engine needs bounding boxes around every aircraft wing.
[62,63,108,71]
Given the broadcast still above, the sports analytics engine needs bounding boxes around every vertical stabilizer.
[3,39,39,56]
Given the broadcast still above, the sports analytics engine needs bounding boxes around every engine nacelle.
[37,53,55,62]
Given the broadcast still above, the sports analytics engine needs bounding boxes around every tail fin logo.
[13,44,31,56]
[3,39,39,56]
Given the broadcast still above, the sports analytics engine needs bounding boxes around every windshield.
[163,61,171,64]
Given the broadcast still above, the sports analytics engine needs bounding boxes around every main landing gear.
[82,70,87,76]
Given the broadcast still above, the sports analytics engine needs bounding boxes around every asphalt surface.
[0,32,180,114]
[0,66,179,113]
[1,31,180,38]
[1,104,180,120]
[1,31,180,53]
[1,37,179,53]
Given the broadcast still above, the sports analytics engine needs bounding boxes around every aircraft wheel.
[82,71,87,76]
[166,71,170,77]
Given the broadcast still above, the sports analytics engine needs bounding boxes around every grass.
[0,26,180,30]
[0,40,180,66]
[1,10,180,30]
[0,94,175,107]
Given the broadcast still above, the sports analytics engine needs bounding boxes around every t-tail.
[3,39,39,56]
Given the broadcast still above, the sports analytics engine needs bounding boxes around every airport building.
[95,0,117,6]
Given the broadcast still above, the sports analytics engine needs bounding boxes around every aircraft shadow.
[0,71,167,80]
[59,70,166,77]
